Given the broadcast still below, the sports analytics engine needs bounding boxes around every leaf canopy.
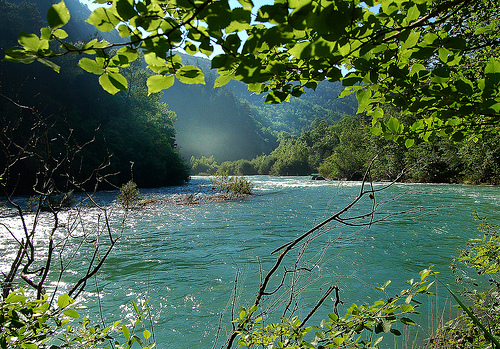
[4,0,500,143]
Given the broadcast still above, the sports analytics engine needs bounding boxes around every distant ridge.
[161,54,358,162]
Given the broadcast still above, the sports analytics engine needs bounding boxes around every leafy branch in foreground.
[0,289,155,349]
[233,267,437,349]
[429,213,500,349]
[4,0,500,143]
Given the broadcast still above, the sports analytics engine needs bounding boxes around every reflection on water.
[1,176,498,348]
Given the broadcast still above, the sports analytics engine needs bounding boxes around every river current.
[1,176,499,348]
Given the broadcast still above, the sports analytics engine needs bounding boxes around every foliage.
[0,0,189,194]
[317,116,370,180]
[230,80,357,135]
[5,0,500,144]
[430,213,500,349]
[233,267,438,348]
[0,289,155,349]
[118,180,142,209]
[210,170,253,196]
[192,116,500,183]
[190,155,219,175]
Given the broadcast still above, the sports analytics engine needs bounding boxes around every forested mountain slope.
[0,0,189,192]
[160,55,276,161]
[161,54,358,161]
[227,78,358,133]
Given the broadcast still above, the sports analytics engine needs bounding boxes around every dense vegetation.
[228,79,358,134]
[0,0,189,194]
[191,114,500,184]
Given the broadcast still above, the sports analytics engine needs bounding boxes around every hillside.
[0,0,189,193]
[161,55,358,162]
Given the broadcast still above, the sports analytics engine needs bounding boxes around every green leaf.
[184,41,198,55]
[64,309,80,319]
[225,8,251,33]
[406,4,420,23]
[401,31,420,50]
[485,58,500,89]
[37,58,60,72]
[405,138,415,148]
[400,317,416,326]
[118,24,132,38]
[53,29,68,39]
[111,47,138,67]
[4,48,36,63]
[371,127,383,136]
[143,329,151,340]
[18,32,41,51]
[144,51,166,67]
[122,324,130,340]
[177,65,205,85]
[115,0,136,21]
[99,72,128,95]
[356,89,371,113]
[214,74,232,87]
[147,75,175,95]
[87,7,120,32]
[238,0,253,10]
[57,294,71,309]
[6,293,27,303]
[40,27,52,40]
[386,117,400,134]
[47,1,70,30]
[333,336,346,345]
[78,58,104,75]
[438,48,451,63]
[391,328,402,336]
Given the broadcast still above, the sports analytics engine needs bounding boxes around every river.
[1,176,498,348]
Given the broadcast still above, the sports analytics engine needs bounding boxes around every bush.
[0,289,155,349]
[118,180,142,208]
[430,212,500,349]
[210,170,253,196]
[234,268,438,349]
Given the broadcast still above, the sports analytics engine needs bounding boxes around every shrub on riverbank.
[210,170,253,196]
[427,213,500,349]
[118,180,142,208]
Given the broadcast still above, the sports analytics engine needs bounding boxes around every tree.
[0,93,156,349]
[4,0,500,145]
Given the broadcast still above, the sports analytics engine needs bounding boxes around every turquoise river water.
[1,176,499,348]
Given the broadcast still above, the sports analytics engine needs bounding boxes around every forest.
[191,111,500,184]
[0,0,190,193]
